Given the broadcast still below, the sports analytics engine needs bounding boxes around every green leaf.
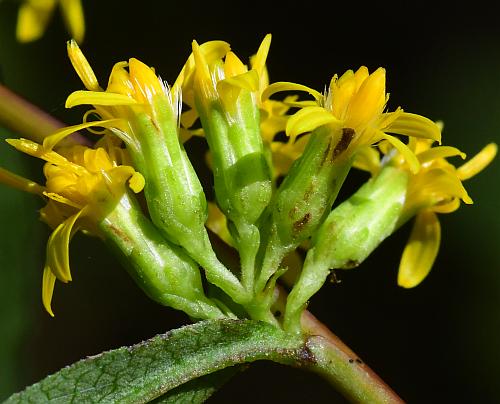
[6,320,304,403]
[151,367,243,404]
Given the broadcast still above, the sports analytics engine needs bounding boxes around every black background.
[1,1,500,403]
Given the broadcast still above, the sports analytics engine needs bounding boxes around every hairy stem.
[210,234,404,402]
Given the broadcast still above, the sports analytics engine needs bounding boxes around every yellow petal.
[180,108,199,129]
[179,127,195,143]
[330,72,356,119]
[16,0,56,43]
[282,100,318,108]
[417,146,466,164]
[191,40,216,101]
[42,266,57,317]
[223,51,248,77]
[129,58,164,104]
[457,143,497,180]
[261,82,323,103]
[352,146,381,175]
[41,119,123,150]
[105,62,133,96]
[217,70,259,110]
[44,192,83,209]
[67,39,100,91]
[128,172,145,193]
[218,69,259,92]
[59,0,85,44]
[6,139,78,177]
[252,34,272,77]
[346,67,386,129]
[66,90,138,108]
[352,66,370,90]
[206,202,234,247]
[384,112,442,143]
[379,133,420,174]
[45,209,85,283]
[418,168,473,204]
[0,167,45,195]
[377,108,404,130]
[173,40,230,92]
[398,210,441,288]
[431,198,461,213]
[286,106,341,141]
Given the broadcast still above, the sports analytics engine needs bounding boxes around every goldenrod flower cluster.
[0,35,495,332]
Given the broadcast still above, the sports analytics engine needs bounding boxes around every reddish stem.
[0,84,89,145]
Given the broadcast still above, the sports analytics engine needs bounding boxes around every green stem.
[211,238,404,402]
[0,84,88,145]
[235,221,259,293]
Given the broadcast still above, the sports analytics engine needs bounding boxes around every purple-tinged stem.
[0,84,89,145]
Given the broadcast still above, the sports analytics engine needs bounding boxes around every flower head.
[357,137,497,287]
[184,36,270,118]
[0,133,144,316]
[65,40,186,152]
[16,0,84,43]
[262,67,442,173]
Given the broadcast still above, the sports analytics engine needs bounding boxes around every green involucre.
[99,192,223,320]
[284,165,409,332]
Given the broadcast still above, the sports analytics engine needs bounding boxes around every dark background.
[1,1,499,402]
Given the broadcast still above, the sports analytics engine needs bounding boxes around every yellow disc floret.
[1,135,144,316]
[262,66,442,173]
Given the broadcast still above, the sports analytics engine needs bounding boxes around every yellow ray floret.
[16,0,85,43]
[178,35,271,125]
[0,136,144,316]
[262,67,442,172]
[65,40,181,148]
[357,138,497,288]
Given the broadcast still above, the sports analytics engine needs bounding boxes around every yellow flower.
[249,41,307,177]
[357,137,497,288]
[262,67,442,173]
[0,132,144,316]
[65,40,179,147]
[177,34,298,180]
[65,40,233,145]
[187,37,265,116]
[177,35,285,132]
[16,0,84,43]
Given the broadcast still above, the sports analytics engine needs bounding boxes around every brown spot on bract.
[304,183,315,202]
[344,259,360,269]
[320,138,333,166]
[332,127,355,161]
[293,213,311,233]
[108,225,131,244]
